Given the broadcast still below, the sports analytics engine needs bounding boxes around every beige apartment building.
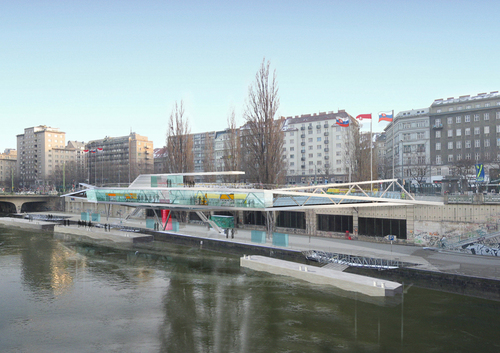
[16,125,81,188]
[86,132,154,185]
[0,149,17,190]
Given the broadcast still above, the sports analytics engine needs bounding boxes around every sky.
[2,0,500,152]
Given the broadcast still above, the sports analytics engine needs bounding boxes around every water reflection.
[1,226,500,352]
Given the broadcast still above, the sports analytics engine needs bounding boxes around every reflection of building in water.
[20,235,86,296]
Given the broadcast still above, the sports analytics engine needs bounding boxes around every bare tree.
[222,109,241,182]
[242,59,285,186]
[165,101,194,173]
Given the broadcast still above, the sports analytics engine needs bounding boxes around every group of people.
[77,220,112,232]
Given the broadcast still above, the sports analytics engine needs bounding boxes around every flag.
[475,164,484,182]
[378,111,393,122]
[97,148,103,152]
[83,149,89,153]
[336,117,349,127]
[356,114,372,120]
[90,150,96,153]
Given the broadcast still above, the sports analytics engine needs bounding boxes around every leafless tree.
[165,101,194,173]
[242,59,286,186]
[222,109,241,182]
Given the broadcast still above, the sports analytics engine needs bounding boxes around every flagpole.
[370,115,373,193]
[392,110,395,191]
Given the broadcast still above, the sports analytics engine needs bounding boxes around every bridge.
[0,194,60,214]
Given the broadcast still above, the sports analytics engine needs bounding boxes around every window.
[308,130,313,135]
[474,127,480,135]
[448,107,454,112]
[497,112,500,119]
[484,113,490,120]
[448,142,453,149]
[484,126,490,134]
[317,161,322,165]
[317,153,322,157]
[308,153,313,158]
[309,146,313,150]
[290,162,294,166]
[497,125,500,133]
[474,114,480,121]
[456,116,461,123]
[456,141,462,149]
[289,132,294,136]
[290,147,294,151]
[475,140,481,148]
[497,138,500,147]
[436,155,442,164]
[465,128,471,136]
[457,154,462,161]
[435,142,441,150]
[475,153,480,160]
[447,117,453,125]
[308,138,313,142]
[448,155,454,162]
[316,145,321,149]
[485,139,490,147]
[317,137,321,142]
[465,153,471,160]
[465,115,471,122]
[447,130,453,137]
[290,139,294,144]
[456,129,461,137]
[485,103,491,107]
[437,109,442,113]
[465,140,471,148]
[309,161,313,165]
[290,154,294,159]
[336,143,341,148]
[336,160,342,165]
[435,131,441,138]
[336,151,341,156]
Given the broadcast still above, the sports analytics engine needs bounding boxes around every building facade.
[86,133,153,186]
[429,91,500,181]
[282,110,356,184]
[0,149,17,190]
[383,108,431,184]
[16,125,74,188]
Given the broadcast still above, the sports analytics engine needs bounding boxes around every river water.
[1,226,499,353]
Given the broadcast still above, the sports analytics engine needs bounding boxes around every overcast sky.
[2,0,499,151]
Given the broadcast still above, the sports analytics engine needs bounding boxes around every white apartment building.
[282,110,356,184]
[384,108,431,183]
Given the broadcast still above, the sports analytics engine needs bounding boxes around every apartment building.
[16,125,75,187]
[429,91,500,179]
[282,110,356,184]
[0,149,17,189]
[383,108,431,182]
[86,132,153,185]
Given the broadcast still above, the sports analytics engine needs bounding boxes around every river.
[0,226,499,352]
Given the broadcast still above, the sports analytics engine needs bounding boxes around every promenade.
[8,211,499,282]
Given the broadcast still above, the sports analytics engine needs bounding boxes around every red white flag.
[356,114,372,120]
[97,148,103,152]
[83,150,89,153]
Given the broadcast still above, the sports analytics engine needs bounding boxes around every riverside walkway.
[12,211,500,282]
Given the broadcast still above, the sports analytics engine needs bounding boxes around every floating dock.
[240,255,403,297]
